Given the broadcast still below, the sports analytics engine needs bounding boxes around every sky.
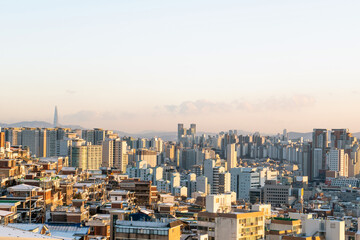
[1,0,360,134]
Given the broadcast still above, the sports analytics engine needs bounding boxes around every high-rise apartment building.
[203,159,230,194]
[348,143,360,177]
[218,172,231,194]
[102,139,114,168]
[71,140,102,170]
[301,142,312,177]
[327,148,348,177]
[150,137,163,152]
[181,148,201,170]
[226,143,237,170]
[4,128,21,145]
[177,123,196,142]
[189,123,196,136]
[331,129,352,149]
[102,139,128,172]
[46,128,57,157]
[312,129,329,179]
[283,128,288,141]
[21,128,47,157]
[82,128,106,145]
[44,128,72,157]
[177,124,184,142]
[114,140,128,172]
[165,144,175,161]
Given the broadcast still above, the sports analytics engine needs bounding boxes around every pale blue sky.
[1,1,359,133]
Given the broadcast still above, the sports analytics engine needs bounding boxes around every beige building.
[136,149,157,167]
[206,194,232,213]
[252,204,272,218]
[198,211,265,240]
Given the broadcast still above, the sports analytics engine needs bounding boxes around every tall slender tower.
[54,106,59,128]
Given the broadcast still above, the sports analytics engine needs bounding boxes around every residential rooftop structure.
[112,219,182,240]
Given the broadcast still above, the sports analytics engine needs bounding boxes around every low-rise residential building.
[197,211,265,240]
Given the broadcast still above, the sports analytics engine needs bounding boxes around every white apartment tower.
[327,148,348,177]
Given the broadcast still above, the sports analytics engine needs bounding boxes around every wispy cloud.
[164,99,232,114]
[65,89,76,95]
[62,110,139,124]
[238,95,316,112]
[62,111,103,122]
[163,95,316,115]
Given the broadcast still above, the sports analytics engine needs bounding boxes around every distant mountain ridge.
[0,121,83,129]
[288,132,312,141]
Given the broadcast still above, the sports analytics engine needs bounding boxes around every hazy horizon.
[1,1,359,133]
[1,117,357,137]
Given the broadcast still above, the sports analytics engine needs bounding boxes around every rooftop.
[0,210,15,216]
[7,184,42,192]
[273,217,298,221]
[115,220,170,228]
[0,225,59,239]
[7,223,46,234]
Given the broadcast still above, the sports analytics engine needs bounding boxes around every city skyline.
[1,0,360,133]
[1,1,359,239]
[2,107,360,135]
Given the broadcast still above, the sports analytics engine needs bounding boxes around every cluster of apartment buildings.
[0,124,359,239]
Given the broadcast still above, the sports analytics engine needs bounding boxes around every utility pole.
[29,190,32,223]
[42,178,46,223]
